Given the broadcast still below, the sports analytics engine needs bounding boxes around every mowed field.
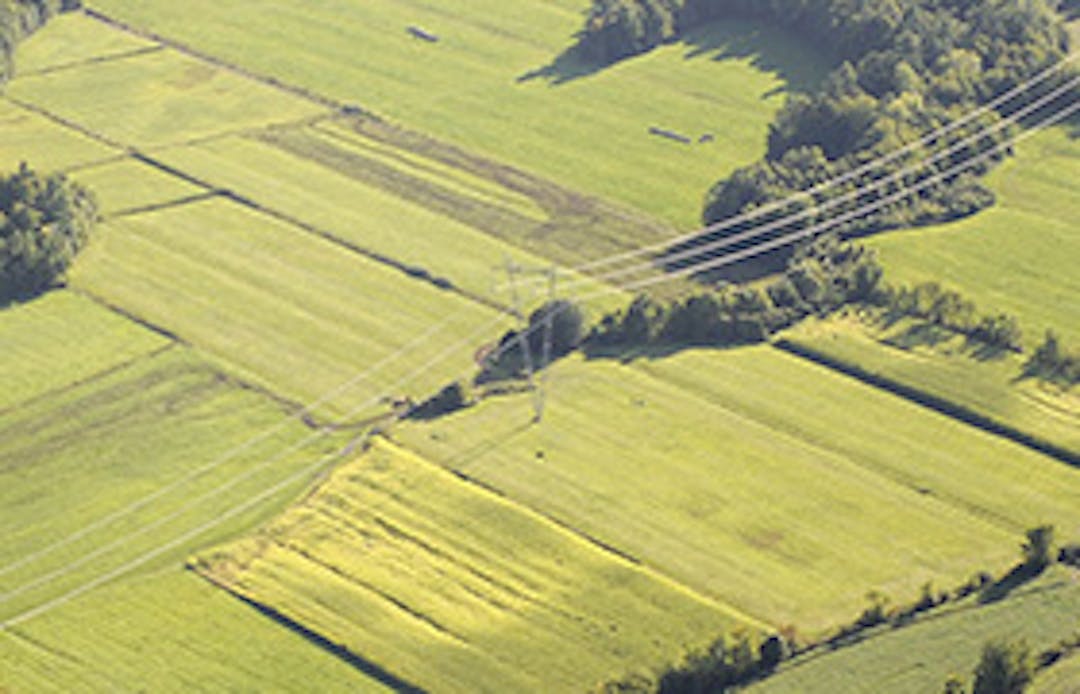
[749,564,1080,694]
[396,350,1080,633]
[0,290,167,411]
[67,198,506,420]
[0,346,382,691]
[85,0,829,226]
[869,125,1080,343]
[196,439,750,693]
[782,315,1080,456]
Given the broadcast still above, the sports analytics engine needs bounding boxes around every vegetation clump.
[586,235,883,354]
[1,0,79,82]
[574,0,1074,273]
[0,163,97,303]
[481,299,586,380]
[1025,331,1080,386]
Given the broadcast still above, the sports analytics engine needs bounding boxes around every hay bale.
[648,126,691,144]
[407,26,439,42]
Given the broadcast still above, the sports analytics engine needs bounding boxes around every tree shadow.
[582,338,753,365]
[518,18,828,92]
[680,20,826,96]
[516,42,608,85]
[977,562,1046,605]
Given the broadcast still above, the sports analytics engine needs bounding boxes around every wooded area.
[575,0,1074,270]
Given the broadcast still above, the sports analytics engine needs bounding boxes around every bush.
[972,640,1034,694]
[406,381,470,420]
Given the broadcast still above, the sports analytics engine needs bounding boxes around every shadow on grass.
[518,18,828,91]
[978,563,1047,604]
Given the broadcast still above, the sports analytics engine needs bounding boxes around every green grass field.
[749,565,1080,694]
[0,290,168,411]
[195,438,749,693]
[67,197,505,420]
[0,98,117,172]
[85,0,829,226]
[71,156,205,215]
[869,125,1080,344]
[1,572,385,692]
[0,347,383,691]
[782,315,1080,456]
[13,11,155,76]
[396,350,1080,633]
[1036,649,1080,693]
[151,129,624,305]
[7,47,326,148]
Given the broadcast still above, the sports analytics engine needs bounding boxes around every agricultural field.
[0,98,116,171]
[195,439,747,692]
[0,347,382,691]
[12,10,155,76]
[67,198,507,420]
[397,349,1080,634]
[71,156,205,216]
[1036,651,1080,693]
[781,315,1080,457]
[84,0,830,227]
[749,564,1080,694]
[1,2,1078,692]
[150,125,638,305]
[868,124,1080,344]
[0,290,168,411]
[6,46,324,149]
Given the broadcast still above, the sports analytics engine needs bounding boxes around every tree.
[0,162,97,302]
[972,640,1034,694]
[1021,525,1055,571]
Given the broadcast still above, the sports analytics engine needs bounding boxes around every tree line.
[474,234,1073,394]
[1,0,79,82]
[574,0,1074,274]
[597,526,1077,693]
[0,163,97,303]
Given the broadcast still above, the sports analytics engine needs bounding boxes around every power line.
[0,317,464,577]
[4,66,1075,630]
[501,51,1079,290]
[556,75,1080,292]
[10,50,1070,582]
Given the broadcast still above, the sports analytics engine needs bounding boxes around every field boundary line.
[82,7,348,112]
[2,95,128,151]
[106,191,222,220]
[390,439,775,632]
[193,569,428,693]
[773,339,1080,467]
[0,342,176,419]
[121,150,514,315]
[70,287,185,344]
[17,44,165,79]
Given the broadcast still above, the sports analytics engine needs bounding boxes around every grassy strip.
[773,338,1080,467]
[194,438,747,693]
[67,198,503,421]
[749,565,1080,694]
[7,47,325,148]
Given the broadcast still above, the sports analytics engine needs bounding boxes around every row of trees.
[586,235,883,353]
[0,163,97,303]
[598,526,1069,693]
[575,0,1073,274]
[1,0,79,82]
[879,281,1025,353]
